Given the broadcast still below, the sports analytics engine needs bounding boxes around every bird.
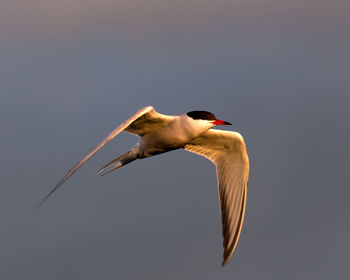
[39,106,249,266]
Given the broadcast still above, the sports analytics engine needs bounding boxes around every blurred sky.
[1,0,349,279]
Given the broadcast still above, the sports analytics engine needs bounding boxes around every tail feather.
[95,152,130,175]
[95,143,140,176]
[100,162,123,176]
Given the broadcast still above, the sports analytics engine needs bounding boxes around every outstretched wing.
[124,107,174,135]
[39,106,173,206]
[184,129,249,266]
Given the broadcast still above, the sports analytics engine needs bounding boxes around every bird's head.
[186,111,232,129]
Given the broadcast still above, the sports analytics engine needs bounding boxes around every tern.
[40,106,249,266]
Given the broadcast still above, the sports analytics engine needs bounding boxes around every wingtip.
[34,195,51,211]
[36,186,57,209]
[221,258,229,267]
[221,249,234,266]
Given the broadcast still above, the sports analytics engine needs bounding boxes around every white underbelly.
[139,130,191,157]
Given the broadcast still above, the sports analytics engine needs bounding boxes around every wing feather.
[184,129,249,266]
[39,106,170,206]
[124,108,174,135]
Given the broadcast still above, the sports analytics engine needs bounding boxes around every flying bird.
[40,106,249,266]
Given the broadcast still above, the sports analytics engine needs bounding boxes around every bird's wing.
[124,107,174,135]
[184,129,249,266]
[39,106,173,206]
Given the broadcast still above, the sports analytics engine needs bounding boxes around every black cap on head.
[186,111,216,121]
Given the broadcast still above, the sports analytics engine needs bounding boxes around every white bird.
[40,106,249,266]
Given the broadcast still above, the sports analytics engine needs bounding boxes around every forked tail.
[95,143,140,176]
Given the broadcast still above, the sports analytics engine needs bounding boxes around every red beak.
[211,119,232,125]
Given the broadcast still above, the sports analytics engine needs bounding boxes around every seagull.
[40,106,249,266]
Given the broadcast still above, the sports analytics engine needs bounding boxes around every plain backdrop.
[1,0,349,279]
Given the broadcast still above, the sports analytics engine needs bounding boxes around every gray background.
[1,0,349,279]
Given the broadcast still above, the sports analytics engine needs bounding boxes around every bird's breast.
[139,126,194,157]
